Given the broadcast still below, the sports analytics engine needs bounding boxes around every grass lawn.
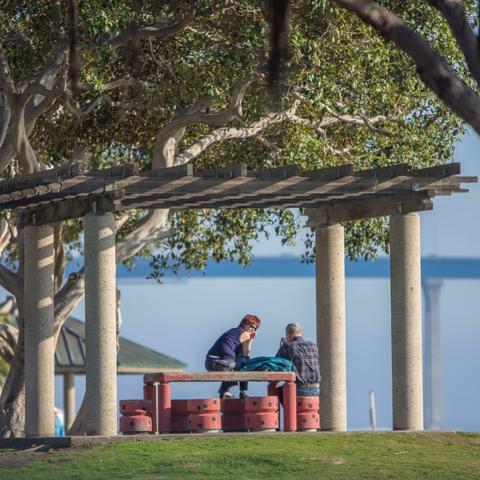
[1,432,479,479]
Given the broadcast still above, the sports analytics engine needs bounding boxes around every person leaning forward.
[276,322,320,397]
[205,314,261,399]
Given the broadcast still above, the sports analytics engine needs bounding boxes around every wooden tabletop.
[144,371,296,384]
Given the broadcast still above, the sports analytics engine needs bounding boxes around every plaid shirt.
[276,336,320,385]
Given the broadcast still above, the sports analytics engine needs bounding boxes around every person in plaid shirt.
[276,322,320,397]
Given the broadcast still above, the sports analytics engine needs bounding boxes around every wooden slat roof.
[0,162,474,226]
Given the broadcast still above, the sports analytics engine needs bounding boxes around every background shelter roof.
[55,316,186,375]
[0,162,475,226]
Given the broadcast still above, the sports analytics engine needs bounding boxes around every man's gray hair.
[286,322,302,335]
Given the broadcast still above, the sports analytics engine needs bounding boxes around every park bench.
[143,371,298,432]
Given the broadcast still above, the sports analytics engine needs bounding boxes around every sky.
[54,128,480,432]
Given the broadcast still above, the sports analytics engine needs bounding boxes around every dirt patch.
[301,456,346,465]
[0,446,79,469]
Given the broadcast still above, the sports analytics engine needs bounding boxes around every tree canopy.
[331,0,480,134]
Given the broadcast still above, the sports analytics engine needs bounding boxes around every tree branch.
[108,10,196,47]
[333,0,480,134]
[174,97,403,164]
[0,93,11,148]
[174,104,298,164]
[0,263,21,299]
[153,79,252,168]
[54,269,84,334]
[426,0,480,84]
[0,43,16,99]
[0,322,18,365]
[116,209,171,264]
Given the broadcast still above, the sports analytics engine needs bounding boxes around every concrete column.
[84,212,117,436]
[63,373,76,433]
[390,213,424,430]
[315,223,347,431]
[24,224,55,437]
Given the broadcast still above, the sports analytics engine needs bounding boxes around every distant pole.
[63,372,76,433]
[422,277,443,430]
[369,390,377,431]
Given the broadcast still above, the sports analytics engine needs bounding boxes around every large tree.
[0,1,466,436]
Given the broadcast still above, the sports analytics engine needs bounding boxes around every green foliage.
[1,433,480,479]
[0,1,473,275]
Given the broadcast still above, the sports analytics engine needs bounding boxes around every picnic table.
[144,371,298,432]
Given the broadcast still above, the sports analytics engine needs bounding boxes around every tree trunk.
[67,392,88,435]
[0,316,25,437]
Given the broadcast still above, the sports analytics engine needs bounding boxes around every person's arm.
[276,343,291,359]
[240,331,253,357]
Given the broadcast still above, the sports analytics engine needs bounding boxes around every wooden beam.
[194,163,247,178]
[356,164,410,178]
[249,164,300,178]
[1,173,469,211]
[304,164,354,178]
[306,192,434,226]
[86,163,138,178]
[140,164,193,178]
[410,163,460,177]
[18,193,121,227]
[120,176,463,210]
[0,163,88,195]
[119,187,461,211]
[0,176,122,209]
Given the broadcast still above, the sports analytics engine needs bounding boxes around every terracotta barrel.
[221,399,247,432]
[296,396,320,431]
[245,396,279,431]
[119,414,152,434]
[119,399,153,434]
[171,398,221,433]
[120,399,151,416]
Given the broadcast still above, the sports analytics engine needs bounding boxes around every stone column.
[315,223,347,431]
[63,373,76,433]
[84,212,117,436]
[24,224,55,437]
[390,213,424,430]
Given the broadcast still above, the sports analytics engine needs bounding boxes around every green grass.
[1,433,480,479]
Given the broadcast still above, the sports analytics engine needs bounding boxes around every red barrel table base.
[172,399,221,433]
[157,383,172,433]
[143,383,158,433]
[297,396,320,431]
[221,399,247,432]
[245,396,279,432]
[120,399,151,416]
[119,399,153,434]
[283,382,297,432]
[120,414,152,434]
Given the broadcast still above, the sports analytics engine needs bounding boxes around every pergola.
[1,161,474,436]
